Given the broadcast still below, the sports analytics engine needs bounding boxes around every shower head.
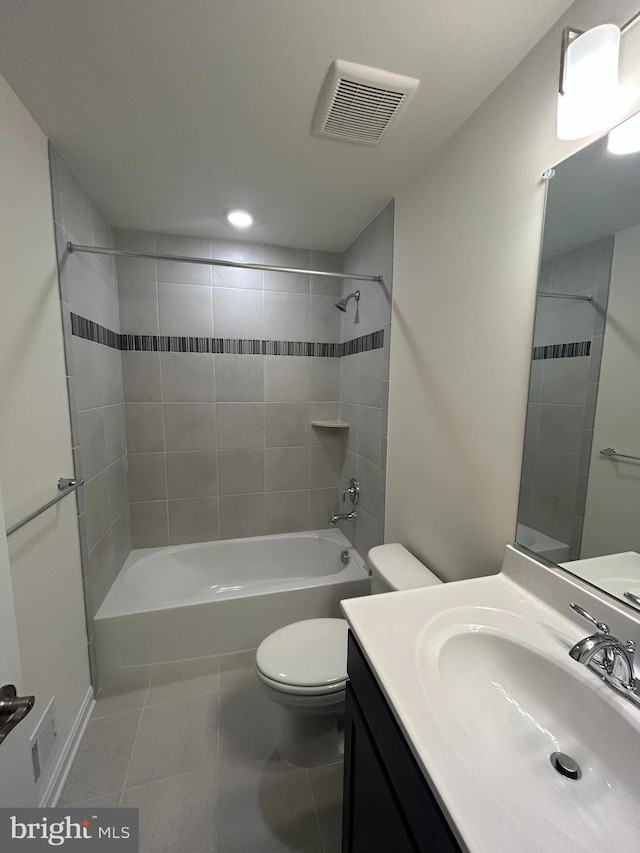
[335,290,360,312]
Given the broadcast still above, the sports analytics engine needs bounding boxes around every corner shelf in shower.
[310,420,350,429]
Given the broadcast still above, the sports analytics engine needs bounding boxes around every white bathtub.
[516,523,571,563]
[94,528,370,687]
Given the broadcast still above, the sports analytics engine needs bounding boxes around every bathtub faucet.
[329,510,357,525]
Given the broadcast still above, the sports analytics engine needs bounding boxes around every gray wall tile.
[114,228,157,282]
[265,447,310,492]
[358,407,382,466]
[163,403,216,451]
[266,491,310,534]
[160,353,215,402]
[168,499,219,545]
[127,453,167,502]
[263,292,310,341]
[538,404,584,454]
[130,502,169,548]
[104,404,125,464]
[213,288,263,339]
[155,233,211,286]
[215,355,263,402]
[218,449,265,496]
[166,451,218,499]
[217,403,265,449]
[219,494,266,539]
[125,403,164,453]
[210,239,263,289]
[108,457,128,519]
[533,447,579,501]
[264,357,309,402]
[84,469,112,550]
[310,442,339,489]
[310,359,339,402]
[263,246,310,294]
[265,402,309,447]
[541,357,589,406]
[310,251,342,298]
[310,489,339,528]
[122,353,162,403]
[158,283,213,337]
[118,281,160,335]
[311,295,340,341]
[77,408,107,481]
[112,509,131,573]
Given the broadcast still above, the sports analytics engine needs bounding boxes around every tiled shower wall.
[49,145,131,672]
[116,229,347,546]
[338,202,394,560]
[519,235,613,558]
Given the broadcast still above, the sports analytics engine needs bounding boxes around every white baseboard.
[41,687,94,807]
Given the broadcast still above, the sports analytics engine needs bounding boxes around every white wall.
[582,223,640,557]
[0,71,90,802]
[386,0,640,581]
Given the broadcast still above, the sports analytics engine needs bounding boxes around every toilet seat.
[257,670,346,697]
[256,618,348,693]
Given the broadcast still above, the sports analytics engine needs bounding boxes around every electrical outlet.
[30,698,57,782]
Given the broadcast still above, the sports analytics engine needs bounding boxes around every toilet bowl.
[256,543,442,767]
[256,618,348,767]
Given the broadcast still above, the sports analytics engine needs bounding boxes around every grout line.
[118,679,151,802]
[306,767,325,850]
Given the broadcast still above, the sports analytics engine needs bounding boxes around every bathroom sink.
[420,608,640,851]
[341,546,640,853]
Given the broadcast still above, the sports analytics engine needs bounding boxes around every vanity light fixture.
[607,111,640,154]
[557,12,640,142]
[557,24,621,141]
[225,208,254,228]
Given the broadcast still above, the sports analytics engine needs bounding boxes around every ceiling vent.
[313,60,419,146]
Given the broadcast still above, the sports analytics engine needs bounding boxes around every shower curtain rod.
[67,243,383,284]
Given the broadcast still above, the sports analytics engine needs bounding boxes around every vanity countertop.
[341,544,640,853]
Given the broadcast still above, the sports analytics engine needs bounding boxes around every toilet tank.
[368,544,442,593]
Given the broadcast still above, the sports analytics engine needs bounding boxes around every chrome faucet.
[329,510,357,525]
[568,602,639,707]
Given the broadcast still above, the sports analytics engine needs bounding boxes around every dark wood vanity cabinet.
[342,633,462,853]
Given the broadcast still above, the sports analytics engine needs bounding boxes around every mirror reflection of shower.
[335,289,360,321]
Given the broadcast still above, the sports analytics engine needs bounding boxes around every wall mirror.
[516,109,640,611]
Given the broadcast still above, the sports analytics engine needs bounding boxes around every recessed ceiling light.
[225,209,254,228]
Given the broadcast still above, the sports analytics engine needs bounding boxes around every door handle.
[0,684,34,745]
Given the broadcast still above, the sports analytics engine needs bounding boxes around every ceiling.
[543,121,640,258]
[0,0,573,251]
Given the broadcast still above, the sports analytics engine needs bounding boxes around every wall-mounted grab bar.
[537,291,593,302]
[6,478,83,537]
[600,447,640,462]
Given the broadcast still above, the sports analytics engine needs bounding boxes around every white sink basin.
[421,608,640,851]
[341,547,640,853]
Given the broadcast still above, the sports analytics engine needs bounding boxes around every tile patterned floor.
[58,652,343,853]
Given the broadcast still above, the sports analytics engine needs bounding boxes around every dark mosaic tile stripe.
[71,313,120,349]
[533,340,591,360]
[70,313,384,358]
[339,329,384,356]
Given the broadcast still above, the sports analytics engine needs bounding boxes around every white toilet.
[255,543,442,767]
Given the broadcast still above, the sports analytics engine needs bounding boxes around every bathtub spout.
[329,511,357,525]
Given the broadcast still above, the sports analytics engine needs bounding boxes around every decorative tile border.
[532,340,591,360]
[71,313,383,358]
